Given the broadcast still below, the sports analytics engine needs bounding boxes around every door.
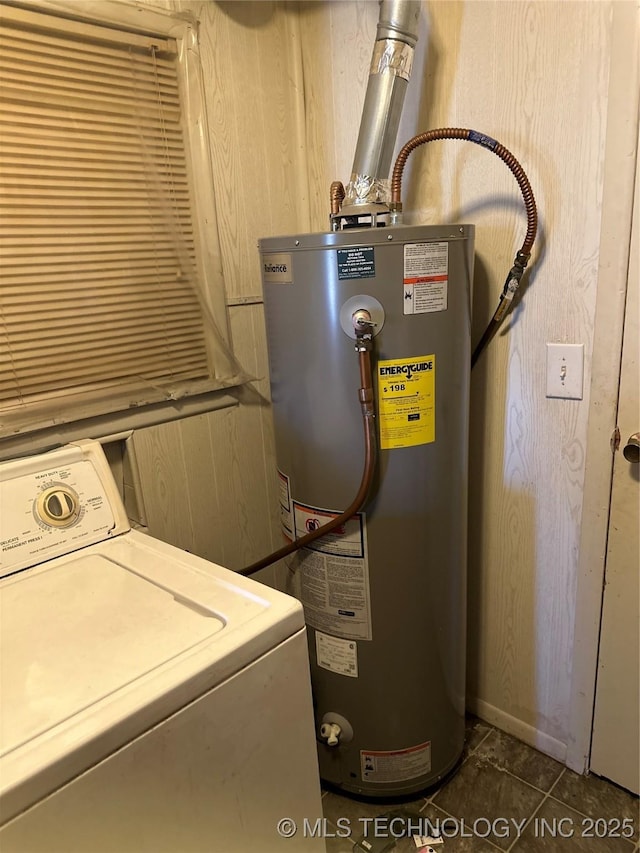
[589,131,639,795]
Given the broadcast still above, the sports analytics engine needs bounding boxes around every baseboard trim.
[467,696,568,764]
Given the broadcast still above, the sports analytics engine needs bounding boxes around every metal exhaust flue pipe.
[343,0,421,211]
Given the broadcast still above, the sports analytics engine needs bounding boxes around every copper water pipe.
[239,342,377,577]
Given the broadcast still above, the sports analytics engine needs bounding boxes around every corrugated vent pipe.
[342,0,421,212]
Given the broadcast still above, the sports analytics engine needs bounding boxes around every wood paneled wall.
[125,0,634,759]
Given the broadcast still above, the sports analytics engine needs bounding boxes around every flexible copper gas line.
[391,128,537,254]
[391,128,538,366]
[239,341,377,577]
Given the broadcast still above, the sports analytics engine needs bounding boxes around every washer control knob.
[36,487,79,527]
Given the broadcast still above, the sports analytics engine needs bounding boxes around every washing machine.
[0,439,325,853]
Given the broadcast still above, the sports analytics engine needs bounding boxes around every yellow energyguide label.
[377,355,435,449]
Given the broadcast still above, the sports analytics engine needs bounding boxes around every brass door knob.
[622,433,640,463]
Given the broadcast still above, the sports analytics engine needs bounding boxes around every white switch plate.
[546,343,584,399]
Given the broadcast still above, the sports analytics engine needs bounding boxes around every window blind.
[0,5,218,435]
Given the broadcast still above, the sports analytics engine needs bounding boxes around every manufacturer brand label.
[262,252,293,283]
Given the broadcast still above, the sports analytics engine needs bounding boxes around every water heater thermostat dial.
[36,486,80,527]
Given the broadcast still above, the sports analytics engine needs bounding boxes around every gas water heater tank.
[259,224,474,797]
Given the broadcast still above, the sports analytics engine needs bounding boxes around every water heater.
[252,0,536,801]
[259,223,473,796]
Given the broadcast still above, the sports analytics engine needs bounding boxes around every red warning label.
[361,741,432,783]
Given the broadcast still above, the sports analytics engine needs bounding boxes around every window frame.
[0,0,237,460]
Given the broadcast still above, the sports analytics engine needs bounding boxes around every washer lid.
[1,552,224,757]
[0,529,305,824]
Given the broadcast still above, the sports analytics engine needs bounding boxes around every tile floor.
[321,717,639,852]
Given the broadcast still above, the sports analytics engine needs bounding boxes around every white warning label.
[360,741,432,783]
[315,631,358,677]
[403,242,449,315]
[277,469,293,540]
[291,502,372,641]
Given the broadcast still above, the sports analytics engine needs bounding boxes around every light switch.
[546,343,584,399]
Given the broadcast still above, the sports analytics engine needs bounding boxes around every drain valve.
[320,722,342,747]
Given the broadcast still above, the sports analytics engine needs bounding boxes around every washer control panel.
[0,440,128,577]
